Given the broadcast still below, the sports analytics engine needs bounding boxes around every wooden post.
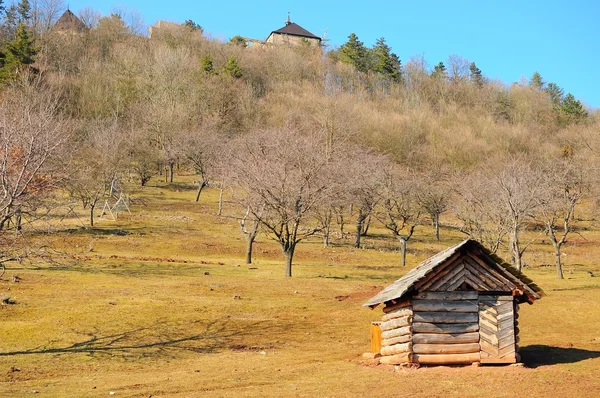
[370,322,382,354]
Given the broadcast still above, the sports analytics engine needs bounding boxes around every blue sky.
[67,1,599,109]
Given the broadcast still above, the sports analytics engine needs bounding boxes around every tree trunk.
[511,225,522,271]
[399,237,407,267]
[90,202,96,227]
[338,216,345,239]
[283,242,296,277]
[554,244,564,279]
[433,213,440,241]
[246,232,256,264]
[169,162,174,183]
[15,207,22,231]
[195,181,207,202]
[355,213,365,248]
[217,188,224,216]
[361,215,371,236]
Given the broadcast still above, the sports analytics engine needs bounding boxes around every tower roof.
[53,9,88,32]
[270,21,320,41]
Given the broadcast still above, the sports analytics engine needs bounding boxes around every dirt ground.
[1,179,599,397]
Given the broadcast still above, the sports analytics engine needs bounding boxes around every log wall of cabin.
[411,291,481,365]
[379,303,413,365]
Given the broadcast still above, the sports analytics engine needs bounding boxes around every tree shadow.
[520,345,600,368]
[0,318,280,361]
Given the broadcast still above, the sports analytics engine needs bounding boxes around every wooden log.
[413,291,478,301]
[413,312,478,324]
[480,353,516,364]
[383,300,412,313]
[370,323,383,354]
[412,332,480,345]
[380,316,412,332]
[428,264,465,291]
[381,307,413,322]
[379,352,413,365]
[381,326,412,340]
[462,257,507,290]
[380,342,412,356]
[413,322,479,334]
[414,252,463,291]
[412,300,478,313]
[413,343,480,355]
[465,251,517,290]
[382,334,412,347]
[413,352,480,365]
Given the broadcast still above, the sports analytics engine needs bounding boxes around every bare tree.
[240,205,261,264]
[377,166,423,266]
[30,0,66,34]
[66,120,124,227]
[454,171,510,254]
[447,54,471,85]
[228,127,339,277]
[537,156,590,279]
[346,148,388,248]
[0,81,71,262]
[78,7,101,29]
[180,129,222,202]
[416,170,450,240]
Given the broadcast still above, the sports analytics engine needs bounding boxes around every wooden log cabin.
[364,239,544,366]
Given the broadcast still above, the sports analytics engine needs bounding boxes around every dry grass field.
[1,176,600,397]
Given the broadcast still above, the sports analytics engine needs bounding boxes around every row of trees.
[0,5,597,280]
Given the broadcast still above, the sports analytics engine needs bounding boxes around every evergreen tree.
[545,82,564,106]
[17,0,30,22]
[529,72,544,89]
[431,61,446,79]
[372,37,402,83]
[469,62,483,87]
[200,54,214,74]
[229,35,246,47]
[184,19,203,33]
[338,33,369,73]
[0,21,38,82]
[222,56,242,79]
[561,93,588,123]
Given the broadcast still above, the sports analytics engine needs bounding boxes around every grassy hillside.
[1,176,599,397]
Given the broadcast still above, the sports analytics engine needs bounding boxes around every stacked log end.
[378,305,413,365]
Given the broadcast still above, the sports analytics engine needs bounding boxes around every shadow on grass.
[62,227,132,236]
[0,318,279,360]
[520,345,600,368]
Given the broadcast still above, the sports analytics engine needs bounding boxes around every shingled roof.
[270,22,321,40]
[53,9,87,33]
[363,239,544,308]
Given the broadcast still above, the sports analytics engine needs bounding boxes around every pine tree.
[372,37,402,83]
[0,21,38,82]
[431,61,446,79]
[201,54,214,74]
[529,72,544,89]
[338,33,369,73]
[469,62,483,87]
[545,82,564,106]
[17,0,30,22]
[222,56,242,79]
[561,93,587,123]
[184,19,203,33]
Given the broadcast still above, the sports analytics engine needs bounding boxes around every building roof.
[270,22,321,41]
[363,239,544,308]
[53,9,87,32]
